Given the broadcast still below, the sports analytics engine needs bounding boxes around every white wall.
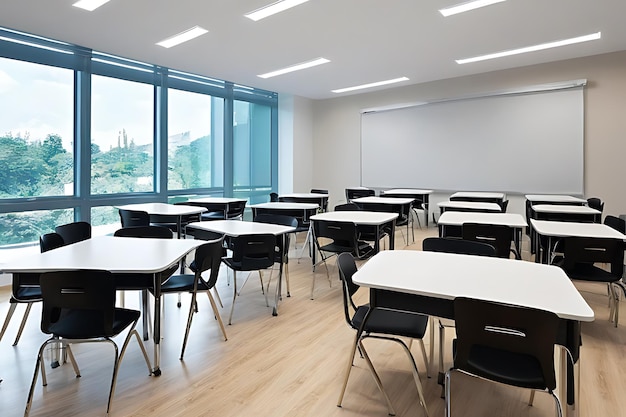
[306,50,626,217]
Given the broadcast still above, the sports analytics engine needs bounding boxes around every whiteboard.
[360,85,584,194]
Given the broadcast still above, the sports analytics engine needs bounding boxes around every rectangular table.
[437,212,527,258]
[530,219,626,264]
[115,202,207,238]
[0,235,204,376]
[353,250,594,416]
[186,220,296,316]
[380,189,433,226]
[449,191,506,203]
[437,200,502,214]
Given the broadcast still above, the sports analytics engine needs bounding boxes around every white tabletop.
[438,212,527,228]
[250,202,319,210]
[525,195,587,204]
[116,202,207,216]
[353,250,594,322]
[186,197,247,204]
[382,189,433,195]
[310,211,398,225]
[530,219,626,240]
[437,201,502,212]
[186,220,295,237]
[352,196,414,205]
[450,191,506,200]
[279,193,329,199]
[531,204,600,215]
[1,236,203,274]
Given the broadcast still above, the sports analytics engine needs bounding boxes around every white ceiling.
[1,0,625,100]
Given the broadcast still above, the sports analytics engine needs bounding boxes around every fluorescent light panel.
[156,26,208,48]
[72,0,110,11]
[245,0,309,21]
[457,32,601,64]
[332,77,410,94]
[439,0,505,17]
[258,57,329,78]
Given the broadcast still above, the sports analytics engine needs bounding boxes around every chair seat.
[158,274,211,293]
[13,287,42,301]
[47,308,140,339]
[352,305,429,339]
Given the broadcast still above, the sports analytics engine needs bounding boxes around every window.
[91,75,154,194]
[0,57,74,199]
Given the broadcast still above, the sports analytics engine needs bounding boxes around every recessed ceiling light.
[72,0,111,11]
[439,0,506,17]
[156,26,208,49]
[245,0,309,21]
[332,77,410,94]
[456,32,601,64]
[258,57,330,79]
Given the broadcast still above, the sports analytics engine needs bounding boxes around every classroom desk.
[116,202,207,238]
[353,250,594,416]
[449,191,506,203]
[185,197,248,220]
[185,220,296,317]
[278,193,329,212]
[0,236,204,376]
[380,189,433,227]
[530,219,626,264]
[437,212,527,258]
[437,200,502,214]
[309,211,398,263]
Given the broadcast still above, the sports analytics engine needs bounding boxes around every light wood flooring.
[1,227,625,417]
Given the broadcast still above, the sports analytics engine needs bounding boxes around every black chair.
[24,270,152,416]
[422,237,497,388]
[312,219,373,299]
[113,226,179,338]
[445,297,564,417]
[222,233,276,325]
[0,232,66,346]
[119,209,150,227]
[604,215,625,233]
[310,189,329,211]
[155,238,227,358]
[462,222,517,259]
[345,187,375,203]
[556,236,624,327]
[587,197,604,221]
[334,203,388,248]
[54,221,91,244]
[499,199,509,212]
[253,214,299,298]
[382,191,426,229]
[201,200,247,221]
[336,253,430,416]
[269,192,279,202]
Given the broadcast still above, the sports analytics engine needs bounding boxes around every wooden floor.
[1,227,625,417]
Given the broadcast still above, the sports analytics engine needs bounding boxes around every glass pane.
[167,89,224,190]
[0,57,74,199]
[0,209,74,247]
[91,74,154,194]
[233,100,272,189]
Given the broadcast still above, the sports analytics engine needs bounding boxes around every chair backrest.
[253,214,298,258]
[225,200,247,219]
[269,192,279,202]
[499,199,509,212]
[39,232,65,252]
[54,221,91,245]
[461,223,514,258]
[228,234,276,271]
[604,215,625,233]
[587,197,604,213]
[119,209,150,227]
[114,225,173,239]
[40,270,117,337]
[562,236,624,277]
[193,237,225,289]
[453,297,559,390]
[313,220,357,249]
[345,188,375,202]
[310,188,328,194]
[334,203,361,211]
[337,252,360,324]
[422,237,497,257]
